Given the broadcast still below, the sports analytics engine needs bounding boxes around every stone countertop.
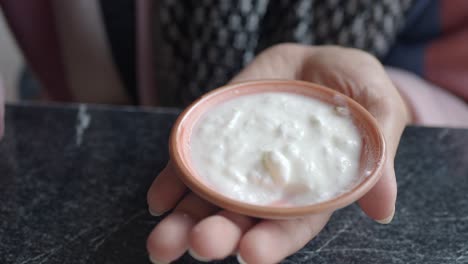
[0,103,467,264]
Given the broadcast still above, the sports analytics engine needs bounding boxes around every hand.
[146,44,410,263]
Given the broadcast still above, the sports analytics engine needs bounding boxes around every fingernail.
[188,248,212,262]
[376,206,395,224]
[148,208,164,217]
[237,253,248,264]
[149,255,167,264]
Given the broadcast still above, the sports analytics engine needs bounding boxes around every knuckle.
[322,46,383,69]
[341,47,381,66]
[261,43,308,58]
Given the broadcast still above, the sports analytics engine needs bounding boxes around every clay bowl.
[169,80,386,219]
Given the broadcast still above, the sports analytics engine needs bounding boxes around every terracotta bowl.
[169,80,386,219]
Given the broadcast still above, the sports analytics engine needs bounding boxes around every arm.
[0,0,71,101]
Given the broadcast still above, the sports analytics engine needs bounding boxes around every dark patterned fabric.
[100,0,137,103]
[155,0,414,105]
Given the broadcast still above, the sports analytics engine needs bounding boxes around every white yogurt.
[191,92,362,206]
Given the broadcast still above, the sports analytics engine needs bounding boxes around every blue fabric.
[383,0,439,76]
[383,43,425,76]
[399,0,441,42]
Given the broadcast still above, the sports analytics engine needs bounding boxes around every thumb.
[230,44,409,223]
[357,85,409,224]
[295,46,410,224]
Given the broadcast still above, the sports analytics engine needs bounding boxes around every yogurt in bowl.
[191,92,361,206]
[170,80,385,219]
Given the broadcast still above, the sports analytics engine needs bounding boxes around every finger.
[238,213,331,264]
[147,162,187,215]
[147,193,218,263]
[358,161,397,223]
[358,93,407,223]
[188,210,256,261]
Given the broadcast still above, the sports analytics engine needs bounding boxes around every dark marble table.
[0,102,467,264]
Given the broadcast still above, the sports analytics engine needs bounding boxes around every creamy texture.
[191,92,362,206]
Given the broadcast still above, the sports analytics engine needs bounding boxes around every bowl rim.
[169,79,386,219]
